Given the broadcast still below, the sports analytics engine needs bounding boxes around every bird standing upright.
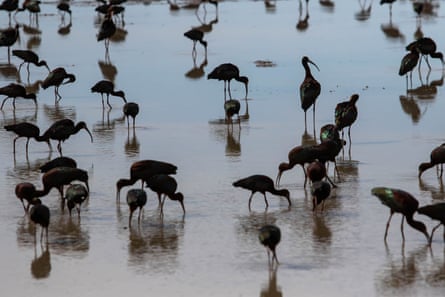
[259,224,281,267]
[300,56,321,133]
[0,24,19,63]
[41,67,76,103]
[126,188,147,227]
[418,143,445,180]
[399,48,420,88]
[0,83,37,110]
[91,79,126,109]
[233,174,291,211]
[371,187,429,243]
[224,99,241,127]
[184,28,207,57]
[123,102,139,130]
[334,94,359,145]
[97,8,116,52]
[207,63,248,101]
[417,203,445,244]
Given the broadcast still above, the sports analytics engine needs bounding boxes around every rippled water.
[1,0,445,296]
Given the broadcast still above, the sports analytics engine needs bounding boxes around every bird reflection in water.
[399,92,422,124]
[355,0,372,22]
[208,121,242,158]
[42,104,76,123]
[125,127,140,157]
[319,0,334,12]
[301,129,317,147]
[296,0,309,31]
[50,215,90,257]
[98,59,117,82]
[380,4,405,42]
[408,68,442,102]
[264,0,276,12]
[0,62,18,79]
[58,5,72,37]
[193,10,218,34]
[418,178,445,201]
[185,55,207,79]
[312,215,332,244]
[259,268,282,297]
[31,243,51,279]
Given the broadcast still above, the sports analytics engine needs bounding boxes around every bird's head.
[302,56,320,71]
[418,162,433,178]
[67,199,75,215]
[77,121,93,143]
[64,73,76,84]
[172,192,185,214]
[115,90,127,102]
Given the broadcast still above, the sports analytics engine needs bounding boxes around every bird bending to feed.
[418,143,445,180]
[123,102,139,129]
[145,174,185,215]
[406,37,444,70]
[127,188,147,227]
[334,94,359,144]
[300,56,321,131]
[417,202,445,244]
[29,198,50,245]
[371,187,429,243]
[65,184,89,217]
[224,99,241,127]
[311,180,331,213]
[0,83,37,110]
[116,159,178,201]
[184,28,207,54]
[12,49,50,75]
[4,122,51,154]
[39,156,77,173]
[276,144,318,187]
[399,48,419,87]
[259,224,281,267]
[91,79,126,109]
[41,67,76,103]
[40,119,93,156]
[307,160,336,188]
[15,182,38,212]
[207,63,248,101]
[233,174,291,211]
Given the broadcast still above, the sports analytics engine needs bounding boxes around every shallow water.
[1,0,445,296]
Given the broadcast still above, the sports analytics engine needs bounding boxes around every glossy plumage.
[334,94,359,144]
[371,187,429,243]
[276,144,318,187]
[39,156,77,173]
[91,80,126,109]
[311,180,331,212]
[417,203,445,244]
[224,99,240,126]
[4,122,50,154]
[29,198,50,244]
[258,224,281,267]
[41,67,76,102]
[300,56,321,131]
[146,174,185,215]
[40,119,93,156]
[0,83,37,110]
[116,160,178,201]
[15,182,38,212]
[233,174,291,210]
[319,124,340,143]
[306,160,337,188]
[65,184,89,217]
[418,143,445,179]
[123,102,139,129]
[399,49,419,77]
[406,37,444,70]
[126,188,147,227]
[12,49,50,75]
[207,63,249,100]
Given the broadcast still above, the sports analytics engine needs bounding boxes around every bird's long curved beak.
[180,200,186,214]
[308,59,320,71]
[275,171,282,186]
[84,127,94,143]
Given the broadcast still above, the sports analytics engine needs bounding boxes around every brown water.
[1,0,445,296]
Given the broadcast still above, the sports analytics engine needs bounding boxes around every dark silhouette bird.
[258,224,281,267]
[29,198,50,244]
[406,37,444,70]
[39,156,77,173]
[313,138,345,179]
[145,174,185,215]
[12,49,50,76]
[123,102,139,129]
[0,83,37,110]
[224,99,240,127]
[0,24,19,62]
[207,63,249,101]
[418,143,445,179]
[371,187,429,242]
[417,203,445,244]
[91,79,126,109]
[16,0,40,21]
[35,167,89,209]
[306,160,336,188]
[233,174,291,211]
[4,122,50,154]
[0,0,19,23]
[184,28,207,55]
[334,94,359,145]
[97,8,116,50]
[276,144,318,187]
[41,67,76,103]
[311,180,331,212]
[399,48,420,88]
[319,123,340,143]
[15,182,38,212]
[65,184,88,217]
[40,119,93,156]
[116,160,178,201]
[300,56,321,132]
[57,0,71,21]
[126,188,147,227]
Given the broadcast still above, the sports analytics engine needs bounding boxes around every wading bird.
[97,8,116,52]
[207,63,248,101]
[417,202,445,244]
[276,144,318,187]
[123,102,139,129]
[259,224,281,267]
[406,37,444,70]
[224,99,240,127]
[418,143,445,180]
[39,156,77,173]
[371,187,429,243]
[12,49,50,77]
[126,188,147,227]
[29,198,50,245]
[233,174,290,211]
[65,184,89,217]
[300,56,321,132]
[399,48,420,88]
[41,67,76,103]
[311,180,331,213]
[15,182,38,212]
[184,28,207,56]
[0,24,19,62]
[145,174,185,215]
[334,94,359,145]
[0,83,37,110]
[91,79,126,109]
[4,122,51,154]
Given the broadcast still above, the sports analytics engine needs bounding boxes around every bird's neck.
[406,216,429,239]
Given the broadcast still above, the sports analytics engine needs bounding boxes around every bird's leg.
[312,103,316,131]
[27,63,31,81]
[20,199,27,213]
[0,96,10,109]
[263,193,269,209]
[25,138,30,156]
[425,56,431,70]
[248,192,254,211]
[128,210,133,228]
[101,94,105,108]
[132,117,136,130]
[12,136,18,154]
[400,215,405,242]
[223,81,227,102]
[160,195,167,214]
[138,207,143,224]
[427,222,441,244]
[157,193,162,206]
[384,211,394,242]
[304,111,307,132]
[312,195,317,212]
[17,61,24,73]
[228,81,233,100]
[107,94,112,109]
[57,141,63,156]
[440,164,443,179]
[12,98,16,109]
[326,175,337,188]
[272,250,279,265]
